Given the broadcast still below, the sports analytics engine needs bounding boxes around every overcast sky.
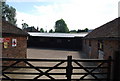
[7,0,119,31]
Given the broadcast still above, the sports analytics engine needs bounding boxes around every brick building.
[2,20,28,59]
[83,17,120,59]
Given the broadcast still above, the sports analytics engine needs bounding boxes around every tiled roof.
[23,27,38,32]
[2,20,28,36]
[85,17,120,40]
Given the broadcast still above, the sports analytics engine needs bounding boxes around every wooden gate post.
[112,51,120,81]
[66,56,72,81]
[107,56,112,81]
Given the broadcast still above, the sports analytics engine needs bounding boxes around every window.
[98,40,104,51]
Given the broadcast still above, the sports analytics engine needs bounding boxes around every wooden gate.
[1,56,112,81]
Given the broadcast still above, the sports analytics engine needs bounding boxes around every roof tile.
[2,20,28,36]
[85,17,120,39]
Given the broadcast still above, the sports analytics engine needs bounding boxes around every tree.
[45,30,47,33]
[40,28,44,33]
[22,23,29,29]
[77,28,89,33]
[77,29,84,33]
[49,29,54,33]
[55,19,69,33]
[70,30,77,33]
[84,28,88,32]
[37,27,39,31]
[2,2,17,25]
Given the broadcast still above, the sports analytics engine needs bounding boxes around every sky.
[7,0,119,31]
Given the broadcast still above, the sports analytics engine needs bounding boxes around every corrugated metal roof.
[28,32,88,38]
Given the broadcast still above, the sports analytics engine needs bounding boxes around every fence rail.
[1,56,112,81]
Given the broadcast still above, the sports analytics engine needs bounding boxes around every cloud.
[16,0,118,31]
[16,11,58,31]
[7,0,70,3]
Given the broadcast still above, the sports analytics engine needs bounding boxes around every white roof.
[28,32,88,38]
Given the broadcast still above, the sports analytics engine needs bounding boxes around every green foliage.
[2,2,17,25]
[37,27,39,31]
[70,30,77,33]
[45,30,47,33]
[40,28,44,33]
[49,29,54,33]
[77,28,89,33]
[55,19,69,33]
[22,23,29,29]
[84,28,88,32]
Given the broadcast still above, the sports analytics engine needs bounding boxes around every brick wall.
[104,40,118,59]
[90,40,98,59]
[2,35,27,58]
[2,35,27,66]
[83,40,89,55]
[83,39,119,59]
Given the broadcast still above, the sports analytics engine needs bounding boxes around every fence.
[1,56,112,81]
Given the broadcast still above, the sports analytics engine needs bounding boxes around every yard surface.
[27,47,88,59]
